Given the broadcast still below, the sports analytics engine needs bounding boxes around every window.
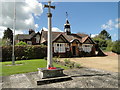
[27,41,32,45]
[82,44,92,52]
[84,45,90,47]
[54,43,65,53]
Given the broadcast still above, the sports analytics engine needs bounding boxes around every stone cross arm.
[44,4,55,9]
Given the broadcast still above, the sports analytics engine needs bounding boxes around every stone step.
[37,75,72,85]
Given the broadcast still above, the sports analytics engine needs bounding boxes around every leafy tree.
[3,28,13,44]
[99,30,111,40]
[112,40,120,54]
[93,30,111,50]
[106,40,113,51]
[93,37,107,47]
[2,38,12,46]
[16,41,27,45]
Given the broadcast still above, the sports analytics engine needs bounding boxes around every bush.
[64,59,80,69]
[67,62,75,68]
[16,41,27,45]
[2,45,47,61]
[74,63,81,68]
[64,59,70,65]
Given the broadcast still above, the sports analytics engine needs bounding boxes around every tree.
[112,40,120,54]
[93,30,112,50]
[106,40,113,51]
[99,30,111,40]
[3,28,13,44]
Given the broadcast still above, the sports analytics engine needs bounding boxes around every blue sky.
[34,2,118,41]
[1,1,118,41]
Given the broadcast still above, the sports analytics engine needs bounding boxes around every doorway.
[72,46,76,56]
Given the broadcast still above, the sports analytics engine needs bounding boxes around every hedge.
[2,45,47,62]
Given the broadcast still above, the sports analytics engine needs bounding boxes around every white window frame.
[54,43,66,53]
[82,44,93,52]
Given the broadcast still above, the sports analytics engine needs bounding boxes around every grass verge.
[1,59,69,76]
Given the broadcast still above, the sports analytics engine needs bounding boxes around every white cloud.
[52,27,63,32]
[115,23,120,29]
[101,19,114,30]
[115,18,120,22]
[35,24,39,29]
[0,26,7,38]
[91,34,98,38]
[0,0,43,38]
[113,33,117,37]
[42,27,63,32]
[15,30,24,35]
[0,26,24,38]
[101,18,120,30]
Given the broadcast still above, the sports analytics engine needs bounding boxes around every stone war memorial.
[37,1,72,85]
[1,1,118,88]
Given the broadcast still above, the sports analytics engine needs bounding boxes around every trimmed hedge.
[2,45,47,62]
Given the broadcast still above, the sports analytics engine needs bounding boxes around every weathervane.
[66,12,68,19]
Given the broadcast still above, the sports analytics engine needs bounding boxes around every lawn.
[1,59,69,76]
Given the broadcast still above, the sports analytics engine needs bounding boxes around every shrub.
[74,63,81,68]
[2,46,12,61]
[64,59,70,65]
[53,56,58,62]
[64,59,76,68]
[16,41,27,45]
[2,45,47,61]
[68,62,75,68]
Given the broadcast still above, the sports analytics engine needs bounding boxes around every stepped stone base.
[38,68,64,79]
[37,75,72,85]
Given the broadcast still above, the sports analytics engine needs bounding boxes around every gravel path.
[60,55,118,72]
[1,67,118,88]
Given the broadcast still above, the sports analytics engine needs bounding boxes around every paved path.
[1,67,118,88]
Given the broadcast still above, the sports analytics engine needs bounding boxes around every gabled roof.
[70,39,81,44]
[82,36,95,44]
[62,33,82,43]
[31,32,40,38]
[41,31,64,43]
[77,33,88,38]
[41,30,90,44]
[53,34,70,43]
[16,31,39,40]
[16,34,31,40]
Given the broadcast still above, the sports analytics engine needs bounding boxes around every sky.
[0,0,119,41]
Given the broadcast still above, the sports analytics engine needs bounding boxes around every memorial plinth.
[38,68,64,79]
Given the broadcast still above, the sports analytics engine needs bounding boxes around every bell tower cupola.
[64,12,71,35]
[64,20,71,34]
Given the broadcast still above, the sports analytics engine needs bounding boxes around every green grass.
[1,59,69,76]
